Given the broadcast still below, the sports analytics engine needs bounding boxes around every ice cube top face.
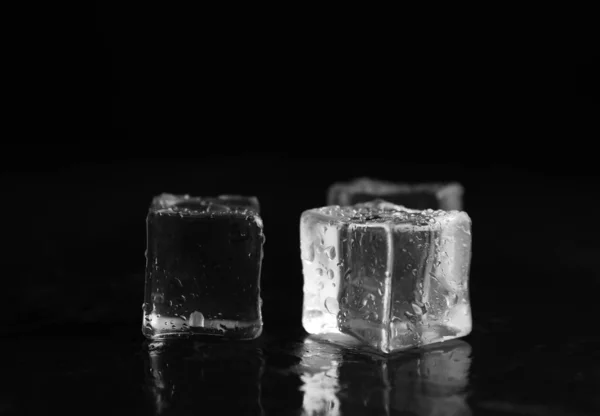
[143,194,264,340]
[327,177,463,211]
[300,201,472,354]
[151,193,260,213]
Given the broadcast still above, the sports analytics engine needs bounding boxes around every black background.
[2,3,599,415]
[3,2,598,334]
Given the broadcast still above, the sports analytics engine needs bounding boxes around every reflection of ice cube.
[300,201,472,353]
[142,193,264,340]
[300,367,340,416]
[298,337,472,416]
[390,340,472,415]
[327,177,463,210]
[299,338,342,416]
[144,340,265,415]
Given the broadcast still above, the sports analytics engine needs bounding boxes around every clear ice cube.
[300,200,472,353]
[142,193,264,340]
[327,177,464,210]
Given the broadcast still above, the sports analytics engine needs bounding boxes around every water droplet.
[332,283,336,287]
[326,246,336,260]
[324,297,339,315]
[189,311,205,327]
[411,269,417,276]
[344,269,352,281]
[153,293,164,303]
[362,310,378,321]
[317,281,324,290]
[316,268,324,276]
[327,269,334,279]
[412,303,423,315]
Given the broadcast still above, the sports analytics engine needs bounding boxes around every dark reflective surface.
[144,340,266,415]
[4,162,600,415]
[5,323,598,415]
[295,337,471,415]
[143,335,472,416]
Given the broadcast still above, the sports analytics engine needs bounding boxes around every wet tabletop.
[4,317,599,416]
[3,163,600,415]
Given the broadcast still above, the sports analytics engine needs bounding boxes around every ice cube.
[327,177,464,210]
[142,193,264,340]
[212,194,260,212]
[151,193,260,212]
[300,200,472,353]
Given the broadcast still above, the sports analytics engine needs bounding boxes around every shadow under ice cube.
[300,201,472,353]
[142,193,264,340]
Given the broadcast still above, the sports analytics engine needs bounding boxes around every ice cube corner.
[300,201,472,353]
[142,193,264,340]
